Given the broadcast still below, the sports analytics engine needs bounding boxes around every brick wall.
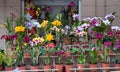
[0,0,21,49]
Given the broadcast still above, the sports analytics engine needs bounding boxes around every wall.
[0,0,21,49]
[0,0,120,49]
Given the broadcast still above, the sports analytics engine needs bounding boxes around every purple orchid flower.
[105,13,115,21]
[45,6,52,13]
[104,41,111,48]
[90,17,101,27]
[54,51,64,56]
[95,33,103,40]
[68,1,75,8]
[115,43,120,49]
[23,36,30,43]
[65,25,70,30]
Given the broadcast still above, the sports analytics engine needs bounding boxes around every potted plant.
[0,50,4,71]
[114,42,120,71]
[89,47,98,72]
[3,53,16,71]
[54,51,64,72]
[65,59,74,72]
[29,36,45,70]
[100,41,111,71]
[77,52,87,72]
[43,56,51,72]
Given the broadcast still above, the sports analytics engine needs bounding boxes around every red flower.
[46,42,55,49]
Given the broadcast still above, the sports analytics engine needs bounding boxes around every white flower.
[80,23,90,30]
[105,13,115,20]
[111,26,120,31]
[74,26,83,32]
[91,17,101,27]
[83,17,91,22]
[103,20,110,25]
[33,21,41,28]
[73,14,79,20]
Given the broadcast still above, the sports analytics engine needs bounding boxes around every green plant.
[89,49,98,64]
[100,46,109,63]
[44,56,51,66]
[77,52,87,64]
[30,46,44,65]
[71,47,79,55]
[16,50,25,66]
[0,51,4,66]
[66,59,73,65]
[3,53,16,67]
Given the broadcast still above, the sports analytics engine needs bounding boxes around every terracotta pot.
[114,64,120,71]
[65,51,71,57]
[5,66,15,71]
[18,65,27,70]
[76,64,85,72]
[72,42,80,48]
[43,65,51,72]
[31,65,39,70]
[101,63,110,72]
[0,65,3,71]
[81,42,89,48]
[65,65,73,72]
[63,37,72,45]
[24,53,31,58]
[55,64,63,72]
[89,64,97,72]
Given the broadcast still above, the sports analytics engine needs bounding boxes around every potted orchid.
[77,51,87,72]
[89,47,98,72]
[100,41,111,71]
[29,36,44,70]
[114,41,120,69]
[43,33,54,71]
[54,51,64,72]
[14,25,27,69]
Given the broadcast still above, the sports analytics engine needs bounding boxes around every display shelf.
[70,67,120,70]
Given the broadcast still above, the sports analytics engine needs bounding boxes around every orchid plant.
[29,36,44,66]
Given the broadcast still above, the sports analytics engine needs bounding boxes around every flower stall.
[1,0,120,72]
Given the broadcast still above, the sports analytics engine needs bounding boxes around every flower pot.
[55,64,63,72]
[65,65,73,72]
[30,65,39,71]
[81,42,89,48]
[63,37,72,45]
[89,64,97,72]
[18,65,27,70]
[114,64,120,71]
[64,51,71,57]
[76,64,85,72]
[24,52,31,58]
[101,63,110,72]
[72,42,80,48]
[43,65,51,72]
[5,66,15,71]
[0,65,3,71]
